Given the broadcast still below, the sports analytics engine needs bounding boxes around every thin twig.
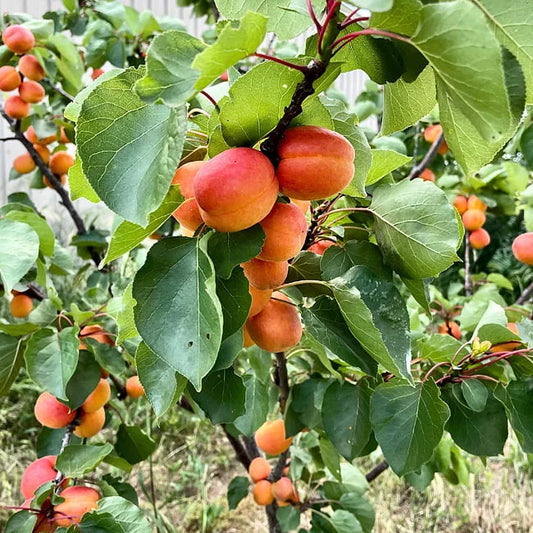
[464,233,472,297]
[408,131,444,179]
[275,353,289,414]
[515,278,533,306]
[365,460,389,482]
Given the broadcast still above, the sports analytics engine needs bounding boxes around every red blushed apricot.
[126,375,145,399]
[18,54,45,81]
[0,65,21,91]
[467,195,487,212]
[20,456,57,499]
[308,240,336,255]
[172,198,203,231]
[424,124,442,144]
[53,486,100,526]
[462,209,486,231]
[241,258,288,290]
[43,174,67,188]
[74,407,105,438]
[26,125,56,145]
[91,68,104,80]
[469,228,490,250]
[248,286,273,318]
[194,148,278,232]
[249,457,271,482]
[438,321,461,340]
[290,198,310,214]
[10,294,33,317]
[82,379,110,413]
[453,195,468,215]
[50,151,75,175]
[34,392,76,429]
[2,25,35,54]
[13,152,36,174]
[243,325,255,347]
[512,233,533,265]
[255,419,292,456]
[172,161,205,198]
[419,168,435,182]
[19,80,45,103]
[272,477,298,503]
[276,126,355,200]
[253,480,274,506]
[34,144,51,164]
[258,203,307,262]
[4,95,30,119]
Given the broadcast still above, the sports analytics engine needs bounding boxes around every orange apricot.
[13,152,36,174]
[2,25,35,54]
[243,325,255,348]
[438,321,461,340]
[34,144,50,164]
[34,392,76,429]
[59,127,70,144]
[18,54,45,81]
[91,68,104,80]
[172,198,203,231]
[10,293,33,317]
[246,292,302,352]
[272,477,298,503]
[4,95,30,119]
[19,80,45,103]
[74,407,105,438]
[20,456,57,499]
[276,126,355,200]
[290,198,310,214]
[26,125,56,145]
[81,379,111,413]
[462,209,486,231]
[453,195,468,215]
[257,202,307,262]
[172,161,205,199]
[419,168,435,182]
[126,375,145,399]
[469,228,490,250]
[512,232,533,265]
[53,486,100,526]
[248,286,273,318]
[467,195,487,212]
[255,419,292,456]
[308,240,336,255]
[253,480,274,506]
[241,258,288,290]
[79,324,114,348]
[424,124,442,144]
[149,232,162,240]
[249,457,271,482]
[43,174,67,188]
[49,151,75,175]
[0,65,21,91]
[194,148,278,232]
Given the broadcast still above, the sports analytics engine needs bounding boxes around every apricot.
[53,486,100,526]
[308,240,336,255]
[424,124,442,144]
[74,407,105,438]
[181,227,195,237]
[246,292,302,352]
[512,232,533,265]
[19,80,45,103]
[59,127,70,144]
[172,161,205,199]
[241,258,288,290]
[43,174,67,188]
[220,71,228,82]
[248,286,273,318]
[18,54,45,81]
[255,419,292,456]
[462,209,486,231]
[453,195,468,215]
[290,199,310,214]
[4,95,30,119]
[467,195,487,212]
[489,323,522,353]
[253,480,274,506]
[126,375,145,399]
[258,202,307,262]
[34,392,75,429]
[79,324,114,348]
[249,457,271,482]
[13,152,36,174]
[2,25,35,54]
[276,126,355,200]
[438,321,461,340]
[469,228,490,250]
[272,477,298,503]
[82,379,110,413]
[91,68,104,80]
[172,198,203,231]
[194,147,278,232]
[0,65,21,91]
[49,151,75,175]
[243,325,255,347]
[10,293,33,317]
[20,456,57,499]
[149,232,162,240]
[419,168,435,182]
[26,125,56,145]
[34,144,51,164]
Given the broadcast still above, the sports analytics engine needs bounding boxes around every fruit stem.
[306,0,322,32]
[275,279,330,291]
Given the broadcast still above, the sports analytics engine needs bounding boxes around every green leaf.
[227,476,250,510]
[69,155,100,203]
[370,179,461,278]
[77,68,187,225]
[212,330,243,371]
[47,34,84,94]
[370,380,450,475]
[108,284,138,346]
[115,425,157,464]
[5,211,55,257]
[354,0,393,12]
[320,436,341,480]
[56,443,113,477]
[65,350,101,410]
[5,511,36,533]
[85,338,127,377]
[338,493,375,533]
[460,379,488,413]
[216,268,251,340]
[233,374,269,436]
[366,149,411,185]
[133,237,223,391]
[331,510,364,533]
[277,505,301,532]
[0,334,24,396]
[370,0,423,35]
[0,219,39,292]
[418,334,468,363]
[288,377,333,432]
[401,277,431,314]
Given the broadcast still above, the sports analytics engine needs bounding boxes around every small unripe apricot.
[0,65,21,91]
[253,480,274,506]
[172,161,205,199]
[26,125,56,145]
[20,456,57,499]
[255,419,292,456]
[308,240,336,255]
[43,174,67,188]
[19,80,45,103]
[74,407,105,438]
[172,198,203,231]
[241,258,288,290]
[249,457,271,482]
[82,379,110,413]
[248,286,273,318]
[34,392,75,429]
[91,68,104,80]
[53,486,100,526]
[34,144,50,164]
[419,168,435,182]
[18,54,45,81]
[126,375,145,399]
[258,202,307,262]
[276,126,355,200]
[438,321,461,340]
[13,152,36,174]
[79,324,114,348]
[49,151,75,175]
[453,195,468,215]
[2,25,35,54]
[10,293,33,317]
[467,195,487,212]
[194,148,278,232]
[246,292,302,352]
[469,228,490,250]
[4,95,30,119]
[512,232,533,265]
[272,477,297,503]
[462,209,486,231]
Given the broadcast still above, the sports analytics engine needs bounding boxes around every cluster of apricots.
[20,455,100,531]
[171,125,355,353]
[512,232,533,266]
[9,290,33,318]
[454,194,490,250]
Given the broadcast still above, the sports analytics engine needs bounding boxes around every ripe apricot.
[91,68,104,80]
[272,477,298,503]
[0,65,21,91]
[258,202,307,262]
[467,195,487,212]
[246,292,302,352]
[59,127,70,144]
[26,125,56,145]
[34,392,75,429]
[489,322,522,353]
[194,148,278,232]
[308,240,336,255]
[13,152,36,174]
[255,419,292,456]
[53,486,100,526]
[19,80,45,103]
[18,54,45,81]
[243,325,255,347]
[469,228,490,250]
[4,95,30,119]
[49,151,75,175]
[512,232,533,265]
[276,126,355,200]
[438,321,461,340]
[248,286,273,318]
[241,258,288,290]
[10,293,33,317]
[172,161,205,199]
[126,375,145,399]
[453,195,468,215]
[43,174,67,188]
[74,407,105,438]
[249,457,271,482]
[82,379,110,413]
[2,25,35,54]
[34,144,50,164]
[253,480,274,506]
[79,324,114,348]
[290,199,310,214]
[20,456,57,499]
[424,124,442,144]
[419,168,435,182]
[172,198,203,231]
[462,209,486,231]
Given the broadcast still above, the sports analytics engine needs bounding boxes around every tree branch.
[365,460,389,482]
[222,426,252,470]
[515,278,533,306]
[464,233,472,296]
[274,352,289,414]
[408,131,444,179]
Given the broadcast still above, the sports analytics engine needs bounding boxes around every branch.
[408,131,444,179]
[464,232,472,296]
[222,425,252,470]
[515,278,533,306]
[274,352,289,414]
[54,410,81,493]
[42,78,74,102]
[365,460,389,482]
